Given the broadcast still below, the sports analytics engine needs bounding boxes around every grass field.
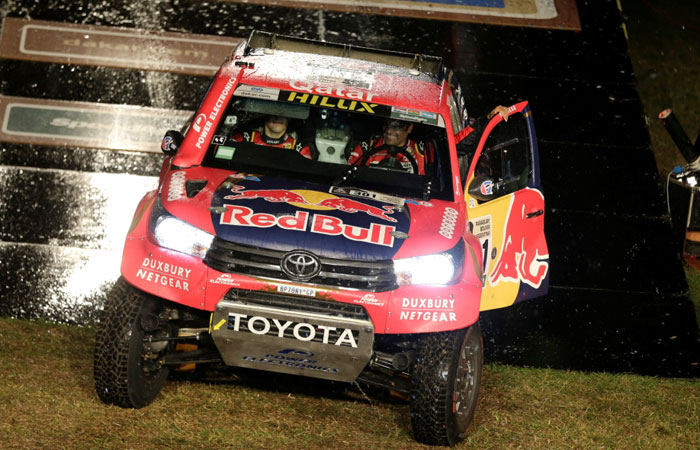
[0,318,698,450]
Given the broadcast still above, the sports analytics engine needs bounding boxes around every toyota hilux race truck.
[94,31,549,446]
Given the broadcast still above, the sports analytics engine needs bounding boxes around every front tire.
[410,322,483,446]
[94,277,172,408]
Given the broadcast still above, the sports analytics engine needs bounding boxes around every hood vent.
[186,180,208,198]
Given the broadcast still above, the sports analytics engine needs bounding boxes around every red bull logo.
[219,204,395,247]
[315,197,396,223]
[489,188,549,289]
[224,186,396,222]
[225,185,309,204]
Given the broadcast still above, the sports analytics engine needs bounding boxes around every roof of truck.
[225,31,448,113]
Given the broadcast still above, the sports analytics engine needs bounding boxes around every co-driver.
[231,115,316,160]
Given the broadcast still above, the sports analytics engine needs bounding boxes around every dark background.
[0,0,698,377]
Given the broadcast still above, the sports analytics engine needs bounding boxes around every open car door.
[464,101,549,311]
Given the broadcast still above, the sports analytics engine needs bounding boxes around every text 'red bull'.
[219,205,396,247]
[490,189,549,289]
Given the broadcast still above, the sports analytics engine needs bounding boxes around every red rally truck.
[94,31,549,446]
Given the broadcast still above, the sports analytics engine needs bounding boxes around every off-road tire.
[410,322,483,446]
[94,277,171,408]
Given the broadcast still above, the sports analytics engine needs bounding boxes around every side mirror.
[468,174,496,202]
[161,130,184,156]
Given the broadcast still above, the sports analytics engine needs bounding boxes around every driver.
[347,119,431,174]
[231,115,316,160]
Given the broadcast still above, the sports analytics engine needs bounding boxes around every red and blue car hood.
[161,168,463,261]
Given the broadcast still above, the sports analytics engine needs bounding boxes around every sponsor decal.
[278,348,314,357]
[316,197,396,223]
[167,171,186,201]
[234,85,281,100]
[209,273,240,286]
[219,205,395,247]
[241,349,339,374]
[226,312,359,348]
[191,113,206,133]
[161,135,173,152]
[329,186,404,207]
[469,215,492,242]
[277,284,317,297]
[490,189,549,289]
[136,257,191,291]
[353,293,385,307]
[310,214,395,246]
[211,135,227,145]
[224,186,397,223]
[399,297,457,322]
[439,207,459,239]
[280,89,392,117]
[225,185,310,204]
[194,75,237,149]
[390,106,438,125]
[220,205,309,230]
[289,80,375,102]
[480,180,494,196]
[284,90,378,113]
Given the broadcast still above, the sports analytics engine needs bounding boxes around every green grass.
[0,318,698,449]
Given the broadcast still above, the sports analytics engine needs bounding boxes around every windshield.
[201,86,454,201]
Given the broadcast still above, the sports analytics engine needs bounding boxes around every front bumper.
[121,222,482,337]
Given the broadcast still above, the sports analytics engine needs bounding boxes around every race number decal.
[469,215,492,274]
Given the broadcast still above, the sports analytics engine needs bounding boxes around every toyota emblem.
[281,251,321,281]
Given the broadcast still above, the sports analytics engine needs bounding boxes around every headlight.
[149,198,214,258]
[393,240,464,286]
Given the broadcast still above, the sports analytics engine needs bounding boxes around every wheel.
[94,277,173,408]
[359,144,419,174]
[409,322,483,446]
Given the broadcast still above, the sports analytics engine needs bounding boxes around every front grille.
[205,237,397,291]
[225,288,369,321]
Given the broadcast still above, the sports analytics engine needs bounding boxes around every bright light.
[153,216,214,258]
[394,253,457,286]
